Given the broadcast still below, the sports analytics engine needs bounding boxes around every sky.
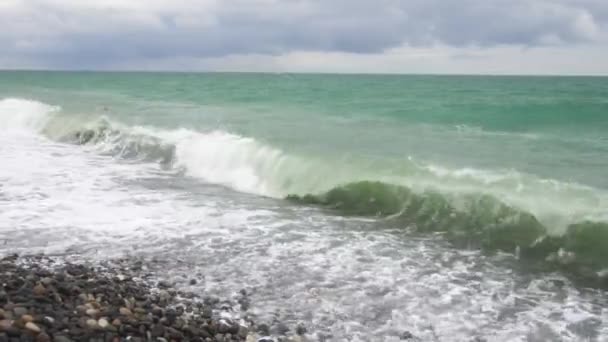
[1,0,607,74]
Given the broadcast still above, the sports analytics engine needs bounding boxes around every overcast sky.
[1,0,607,74]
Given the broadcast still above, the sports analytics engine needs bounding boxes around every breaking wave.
[287,181,608,284]
[0,98,57,132]
[2,98,607,284]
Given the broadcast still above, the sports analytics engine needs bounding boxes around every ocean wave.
[2,97,607,282]
[287,181,608,282]
[0,98,58,132]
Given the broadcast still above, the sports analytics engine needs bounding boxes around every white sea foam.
[0,98,57,133]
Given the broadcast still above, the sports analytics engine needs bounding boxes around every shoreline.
[0,254,309,342]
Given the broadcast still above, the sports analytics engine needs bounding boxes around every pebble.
[296,323,307,335]
[157,280,172,289]
[0,319,14,331]
[151,324,165,337]
[202,307,213,319]
[257,323,270,335]
[119,307,132,316]
[258,338,274,342]
[273,322,290,335]
[13,307,27,317]
[53,335,74,342]
[40,277,53,286]
[33,284,47,296]
[86,319,98,330]
[97,318,109,329]
[21,315,34,323]
[133,307,146,315]
[0,256,269,342]
[85,308,99,317]
[36,332,51,342]
[25,322,41,333]
[43,316,54,325]
[159,290,171,302]
[400,331,414,340]
[238,325,249,338]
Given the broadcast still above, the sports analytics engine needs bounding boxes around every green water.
[2,71,608,279]
[3,72,607,184]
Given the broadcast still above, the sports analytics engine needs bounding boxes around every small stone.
[151,307,163,317]
[25,322,41,333]
[86,319,98,330]
[0,309,5,319]
[400,331,414,340]
[167,327,184,339]
[35,332,51,342]
[157,280,172,289]
[133,308,146,315]
[42,316,54,326]
[111,318,122,327]
[53,335,74,342]
[150,324,165,337]
[33,284,47,296]
[3,326,20,337]
[98,318,109,329]
[189,279,197,285]
[159,290,171,301]
[85,308,99,317]
[238,325,249,338]
[202,307,213,319]
[119,307,132,316]
[296,323,307,335]
[13,307,27,317]
[257,323,270,335]
[273,322,289,335]
[218,321,232,334]
[40,277,53,286]
[0,319,14,331]
[21,315,34,323]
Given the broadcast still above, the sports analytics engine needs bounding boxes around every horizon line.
[1,68,607,77]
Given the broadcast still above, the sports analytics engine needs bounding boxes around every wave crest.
[287,181,608,283]
[62,118,176,165]
[0,98,58,132]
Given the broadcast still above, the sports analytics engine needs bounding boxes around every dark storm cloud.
[0,0,606,68]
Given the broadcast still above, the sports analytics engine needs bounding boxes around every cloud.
[0,0,606,70]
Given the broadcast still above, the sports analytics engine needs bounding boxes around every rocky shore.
[0,255,306,342]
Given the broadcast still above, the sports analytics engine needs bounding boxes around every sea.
[1,71,607,341]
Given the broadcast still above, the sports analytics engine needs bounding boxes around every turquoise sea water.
[1,71,608,340]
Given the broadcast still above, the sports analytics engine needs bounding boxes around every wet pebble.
[25,321,41,333]
[0,255,279,341]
